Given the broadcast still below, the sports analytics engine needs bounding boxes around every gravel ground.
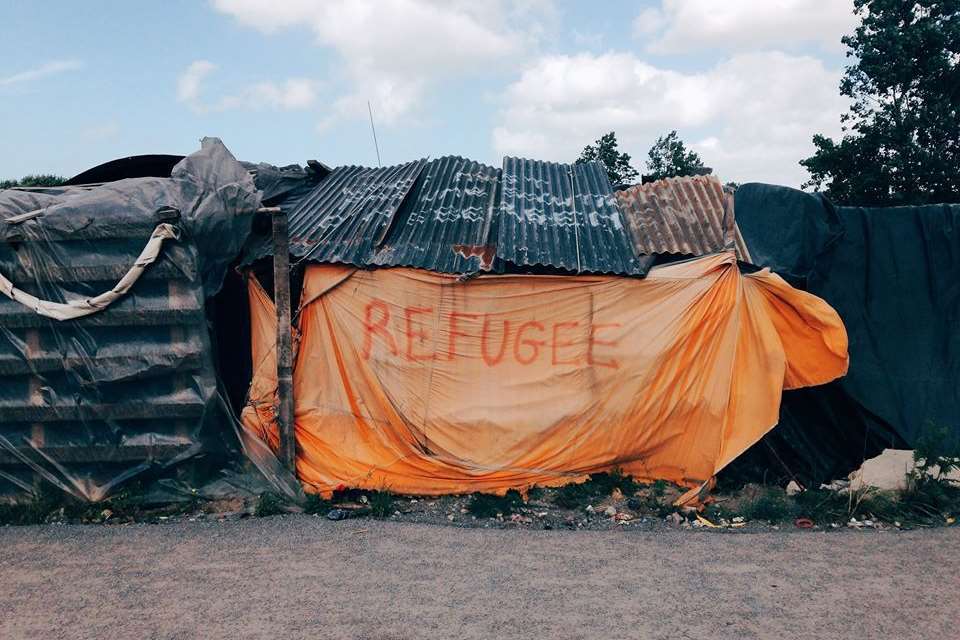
[1,519,958,639]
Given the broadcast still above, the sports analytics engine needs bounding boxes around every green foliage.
[577,132,639,185]
[793,489,850,523]
[553,469,642,509]
[650,479,668,498]
[0,485,79,525]
[900,476,960,519]
[366,491,395,519]
[0,481,202,526]
[644,130,705,182]
[913,422,960,479]
[0,174,67,189]
[253,492,288,517]
[742,487,794,523]
[801,0,960,205]
[304,494,332,515]
[309,487,396,518]
[467,490,523,518]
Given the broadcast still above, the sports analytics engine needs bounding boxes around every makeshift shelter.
[0,139,261,501]
[0,141,858,505]
[241,163,849,502]
[734,184,960,485]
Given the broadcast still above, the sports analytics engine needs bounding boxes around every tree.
[577,132,639,185]
[644,131,705,182]
[0,174,67,189]
[800,0,960,206]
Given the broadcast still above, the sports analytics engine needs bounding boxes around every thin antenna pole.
[367,100,382,168]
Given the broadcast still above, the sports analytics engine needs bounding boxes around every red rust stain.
[452,244,497,270]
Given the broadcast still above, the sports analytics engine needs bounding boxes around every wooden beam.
[270,208,297,472]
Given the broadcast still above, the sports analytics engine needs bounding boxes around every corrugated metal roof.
[497,158,648,275]
[287,159,427,265]
[371,156,501,272]
[615,175,737,257]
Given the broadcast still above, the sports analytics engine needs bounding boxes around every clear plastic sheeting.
[0,138,260,502]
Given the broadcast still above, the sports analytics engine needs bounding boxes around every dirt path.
[1,518,957,639]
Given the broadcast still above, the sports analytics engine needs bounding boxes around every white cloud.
[177,60,217,104]
[0,60,83,87]
[176,60,318,113]
[492,51,848,186]
[634,0,857,54]
[211,0,555,125]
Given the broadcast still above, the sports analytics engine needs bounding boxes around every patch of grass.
[650,480,668,498]
[0,484,99,525]
[792,482,959,526]
[742,486,794,523]
[467,490,523,518]
[553,468,641,509]
[898,476,960,521]
[526,485,546,500]
[627,490,674,517]
[366,491,394,519]
[793,488,848,523]
[703,502,736,523]
[0,481,176,526]
[253,492,289,517]
[304,494,332,515]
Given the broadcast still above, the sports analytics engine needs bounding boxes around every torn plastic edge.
[217,387,304,503]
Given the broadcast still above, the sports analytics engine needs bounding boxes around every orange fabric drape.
[241,252,848,501]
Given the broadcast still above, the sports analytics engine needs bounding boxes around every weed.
[899,476,960,521]
[628,489,674,517]
[703,502,736,523]
[467,490,523,518]
[742,486,794,523]
[526,485,545,500]
[304,494,332,515]
[894,423,960,522]
[366,491,395,519]
[253,492,288,517]
[0,484,100,525]
[793,489,848,523]
[651,480,668,498]
[914,423,960,480]
[553,469,641,509]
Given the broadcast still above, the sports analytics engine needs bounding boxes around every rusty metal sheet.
[615,175,738,257]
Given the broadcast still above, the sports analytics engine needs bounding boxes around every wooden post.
[268,207,296,471]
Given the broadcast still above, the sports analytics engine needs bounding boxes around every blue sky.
[1,1,857,186]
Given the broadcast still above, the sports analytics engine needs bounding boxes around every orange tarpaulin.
[242,252,847,502]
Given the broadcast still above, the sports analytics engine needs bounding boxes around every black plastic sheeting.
[0,138,261,501]
[66,154,185,186]
[733,183,960,485]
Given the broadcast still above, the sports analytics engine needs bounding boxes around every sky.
[0,0,859,187]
